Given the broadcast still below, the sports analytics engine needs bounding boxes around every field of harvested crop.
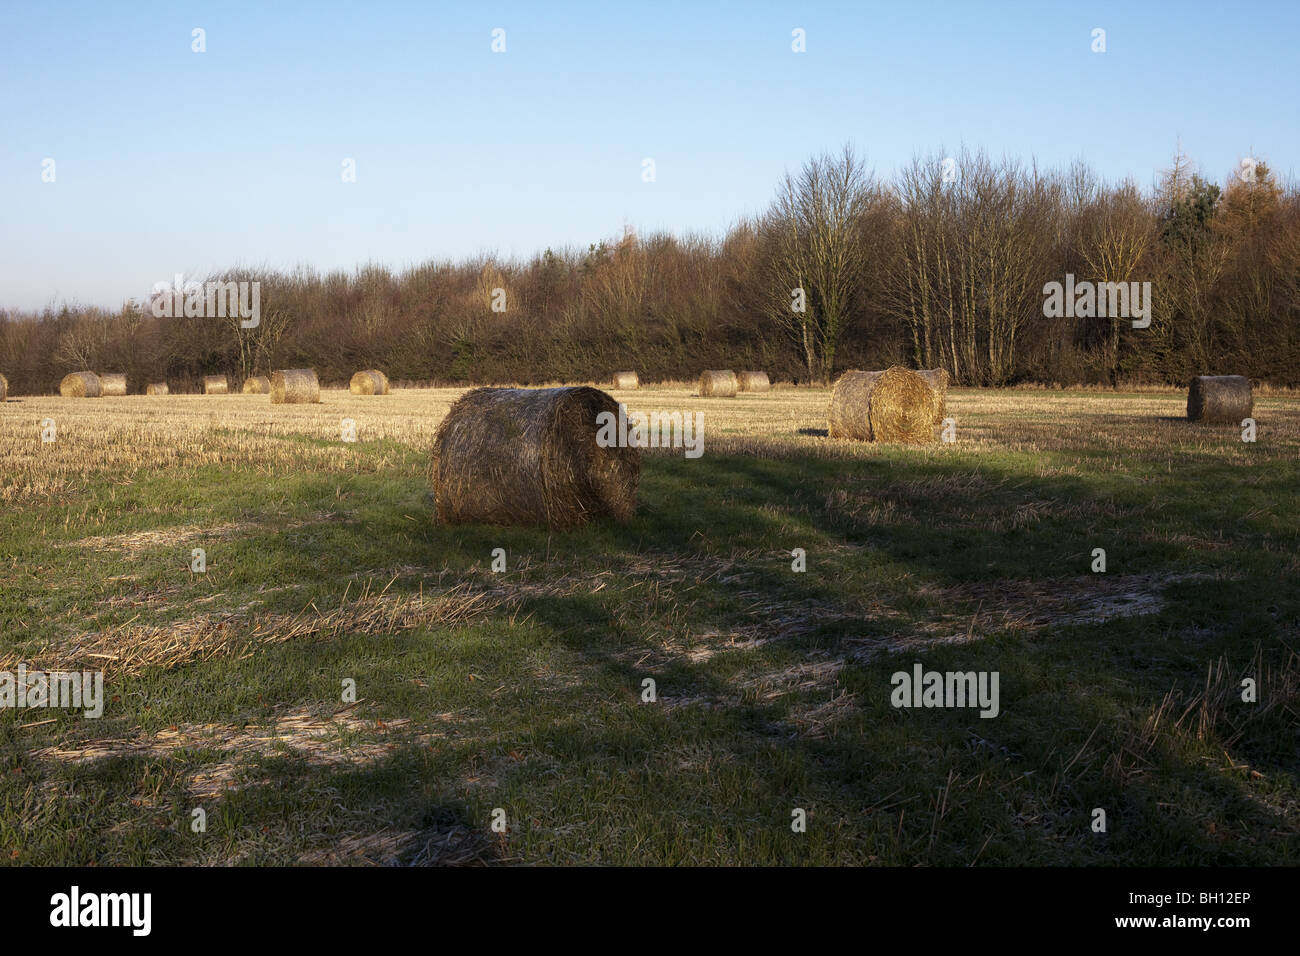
[1,385,1297,865]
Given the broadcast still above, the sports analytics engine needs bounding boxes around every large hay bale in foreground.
[827,370,882,440]
[0,373,7,401]
[737,371,770,392]
[916,368,949,424]
[612,371,639,389]
[60,372,102,398]
[1187,375,1252,423]
[145,383,169,396]
[432,386,640,530]
[241,376,270,394]
[869,366,935,444]
[98,373,127,396]
[349,370,390,395]
[827,367,934,443]
[203,375,229,395]
[699,370,738,397]
[270,369,321,404]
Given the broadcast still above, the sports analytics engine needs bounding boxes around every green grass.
[1,419,1298,865]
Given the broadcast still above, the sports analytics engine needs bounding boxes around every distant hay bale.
[349,370,390,395]
[203,375,229,395]
[0,373,7,401]
[916,368,949,424]
[1187,375,1252,424]
[242,376,271,394]
[737,371,770,392]
[270,368,321,404]
[99,373,127,396]
[699,370,738,397]
[145,383,169,396]
[60,372,102,398]
[432,386,640,530]
[827,370,882,440]
[612,371,639,389]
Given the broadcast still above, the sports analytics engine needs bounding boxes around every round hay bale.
[203,375,229,395]
[60,372,102,398]
[699,370,739,397]
[826,370,882,440]
[270,368,321,404]
[869,367,936,444]
[0,373,7,401]
[612,371,639,389]
[145,383,169,396]
[349,370,390,395]
[737,371,770,392]
[916,368,949,424]
[1187,375,1252,423]
[432,386,640,530]
[242,376,271,394]
[98,373,127,396]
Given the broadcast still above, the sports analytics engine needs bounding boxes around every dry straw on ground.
[699,370,739,397]
[145,383,169,396]
[1187,375,1252,423]
[270,369,321,404]
[916,368,949,423]
[612,371,640,389]
[737,371,771,392]
[432,386,640,530]
[242,376,270,394]
[98,373,127,396]
[203,375,229,395]
[350,370,390,395]
[59,372,102,398]
[826,370,882,439]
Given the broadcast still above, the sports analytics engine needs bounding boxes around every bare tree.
[761,146,875,383]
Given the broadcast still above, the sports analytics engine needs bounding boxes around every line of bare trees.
[3,146,1298,393]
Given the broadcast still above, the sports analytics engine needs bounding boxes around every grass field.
[1,384,1297,865]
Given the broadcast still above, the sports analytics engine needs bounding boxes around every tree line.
[3,146,1297,393]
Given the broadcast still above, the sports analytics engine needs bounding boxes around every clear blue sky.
[2,0,1297,311]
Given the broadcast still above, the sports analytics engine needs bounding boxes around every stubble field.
[0,384,1297,865]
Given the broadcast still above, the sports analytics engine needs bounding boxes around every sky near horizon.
[2,0,1297,312]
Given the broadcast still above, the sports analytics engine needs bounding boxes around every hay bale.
[0,373,7,401]
[1187,375,1252,424]
[737,371,770,392]
[699,370,738,397]
[203,375,229,395]
[612,371,639,389]
[869,367,935,443]
[242,376,271,394]
[916,368,949,424]
[60,372,102,398]
[145,383,169,396]
[349,370,390,395]
[270,368,321,404]
[827,370,882,439]
[98,373,127,396]
[827,367,934,443]
[432,386,640,530]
